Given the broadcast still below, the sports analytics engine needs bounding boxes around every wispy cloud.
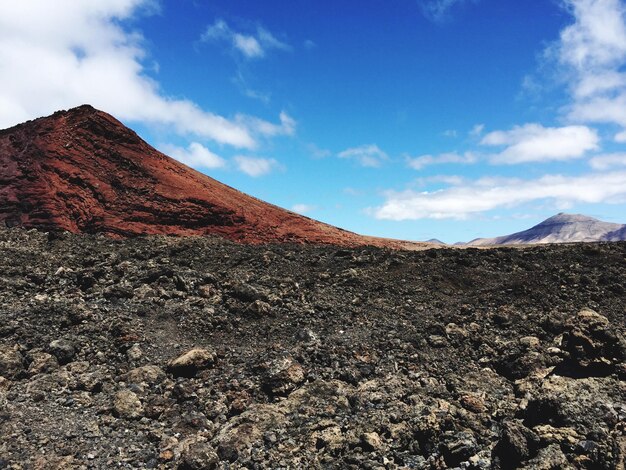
[307,143,332,159]
[481,123,599,164]
[589,152,626,170]
[291,203,315,214]
[412,175,466,187]
[407,151,477,170]
[234,155,282,177]
[233,72,271,104]
[236,111,296,139]
[470,123,485,137]
[0,1,294,150]
[344,187,365,197]
[372,171,626,220]
[418,0,477,22]
[201,19,291,59]
[338,144,388,168]
[616,130,626,142]
[160,142,226,169]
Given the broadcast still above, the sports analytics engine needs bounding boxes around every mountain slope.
[0,105,422,248]
[467,213,626,246]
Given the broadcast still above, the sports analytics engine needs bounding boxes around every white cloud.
[202,19,290,59]
[234,156,281,177]
[442,129,458,138]
[291,204,315,214]
[372,171,626,220]
[0,1,294,149]
[160,142,226,169]
[407,151,477,170]
[558,0,626,70]
[589,152,626,169]
[569,91,626,126]
[552,0,626,127]
[481,123,599,164]
[338,144,388,168]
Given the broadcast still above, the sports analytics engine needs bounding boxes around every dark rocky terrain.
[0,227,624,469]
[466,214,626,246]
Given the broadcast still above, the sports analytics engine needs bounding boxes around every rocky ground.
[0,227,625,469]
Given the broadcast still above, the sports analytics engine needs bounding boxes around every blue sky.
[2,1,626,242]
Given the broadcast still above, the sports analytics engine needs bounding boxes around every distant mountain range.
[464,213,626,246]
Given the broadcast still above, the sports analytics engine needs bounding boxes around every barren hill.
[0,105,421,249]
[467,213,626,246]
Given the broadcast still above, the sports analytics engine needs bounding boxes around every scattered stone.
[178,438,218,470]
[113,390,144,419]
[0,346,24,378]
[126,365,166,385]
[247,300,271,316]
[126,344,143,361]
[261,356,305,396]
[0,376,12,392]
[168,348,216,378]
[230,284,266,302]
[27,351,58,375]
[493,421,539,468]
[524,444,569,469]
[311,426,343,451]
[557,308,626,376]
[428,335,447,348]
[459,394,486,414]
[216,405,284,461]
[519,336,540,348]
[445,322,468,338]
[361,432,383,451]
[441,431,478,466]
[295,328,318,343]
[48,339,76,365]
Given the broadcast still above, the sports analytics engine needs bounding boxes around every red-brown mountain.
[0,105,421,248]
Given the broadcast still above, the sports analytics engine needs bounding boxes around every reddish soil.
[0,105,424,248]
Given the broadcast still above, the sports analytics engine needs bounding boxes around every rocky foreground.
[0,228,625,469]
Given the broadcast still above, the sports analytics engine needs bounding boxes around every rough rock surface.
[0,105,424,249]
[0,227,625,468]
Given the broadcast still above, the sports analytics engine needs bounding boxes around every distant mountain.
[466,213,626,246]
[0,105,426,249]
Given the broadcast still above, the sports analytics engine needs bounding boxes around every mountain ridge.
[465,213,626,246]
[0,105,424,249]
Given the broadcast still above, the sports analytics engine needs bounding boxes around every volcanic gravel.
[0,227,625,469]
